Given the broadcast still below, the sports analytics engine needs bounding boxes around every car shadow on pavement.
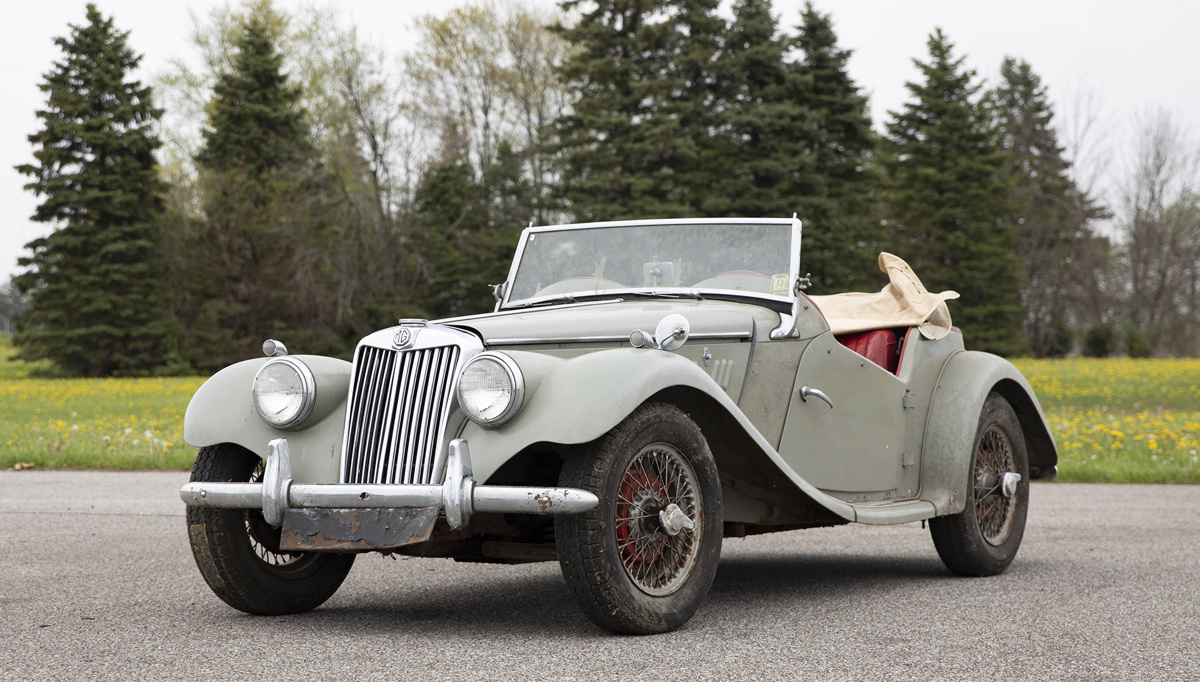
[193,552,958,638]
[709,552,949,602]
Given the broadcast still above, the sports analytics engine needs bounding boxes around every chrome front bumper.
[180,438,598,550]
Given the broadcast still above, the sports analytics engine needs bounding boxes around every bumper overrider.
[180,438,598,552]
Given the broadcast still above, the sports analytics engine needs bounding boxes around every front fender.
[921,351,1058,516]
[463,347,859,523]
[183,355,352,484]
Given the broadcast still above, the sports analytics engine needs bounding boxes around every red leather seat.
[835,329,899,374]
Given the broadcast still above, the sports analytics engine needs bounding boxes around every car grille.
[341,344,462,485]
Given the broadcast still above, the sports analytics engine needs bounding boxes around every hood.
[439,299,776,346]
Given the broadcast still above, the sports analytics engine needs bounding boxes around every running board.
[848,499,938,525]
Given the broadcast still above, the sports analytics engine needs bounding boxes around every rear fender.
[921,351,1058,516]
[183,355,352,484]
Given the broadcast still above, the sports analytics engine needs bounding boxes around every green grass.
[1012,358,1199,484]
[1,334,204,470]
[3,333,1198,481]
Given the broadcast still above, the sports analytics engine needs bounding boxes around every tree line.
[9,0,1200,376]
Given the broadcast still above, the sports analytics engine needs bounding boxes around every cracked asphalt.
[2,471,1198,681]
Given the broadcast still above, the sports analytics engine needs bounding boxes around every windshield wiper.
[506,294,578,309]
[626,291,707,301]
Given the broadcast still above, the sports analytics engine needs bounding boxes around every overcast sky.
[3,0,1198,285]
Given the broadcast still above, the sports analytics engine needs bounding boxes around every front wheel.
[555,403,723,635]
[186,443,355,614]
[929,392,1030,576]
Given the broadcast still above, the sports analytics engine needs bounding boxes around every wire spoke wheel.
[555,402,722,634]
[615,443,702,596]
[973,425,1017,546]
[929,393,1030,577]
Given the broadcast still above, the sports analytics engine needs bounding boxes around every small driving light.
[457,352,524,427]
[252,358,316,429]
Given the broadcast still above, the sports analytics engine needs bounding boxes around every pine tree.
[196,18,310,176]
[707,0,817,219]
[14,4,171,376]
[554,0,724,219]
[989,57,1105,356]
[882,30,1022,355]
[413,141,533,318]
[792,2,882,292]
[186,18,332,369]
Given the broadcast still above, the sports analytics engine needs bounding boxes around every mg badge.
[393,327,416,348]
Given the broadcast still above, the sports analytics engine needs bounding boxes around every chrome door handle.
[799,385,833,409]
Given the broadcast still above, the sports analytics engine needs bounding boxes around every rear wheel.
[555,403,722,634]
[929,393,1030,576]
[186,443,355,614]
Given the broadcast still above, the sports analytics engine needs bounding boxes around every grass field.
[2,334,1198,482]
[0,336,203,470]
[1012,358,1200,483]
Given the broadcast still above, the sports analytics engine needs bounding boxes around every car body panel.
[920,349,1058,515]
[461,345,860,524]
[780,331,910,495]
[183,355,351,484]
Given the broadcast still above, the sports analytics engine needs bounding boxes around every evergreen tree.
[186,18,335,369]
[554,0,724,219]
[196,18,310,175]
[792,2,882,292]
[882,30,1022,355]
[708,0,817,219]
[14,5,171,376]
[989,57,1105,356]
[413,141,533,318]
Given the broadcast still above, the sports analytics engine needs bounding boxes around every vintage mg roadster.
[181,217,1057,634]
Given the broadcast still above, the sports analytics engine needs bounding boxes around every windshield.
[505,221,795,307]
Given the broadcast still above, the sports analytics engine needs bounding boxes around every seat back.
[834,329,900,374]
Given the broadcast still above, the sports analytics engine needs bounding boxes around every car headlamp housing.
[457,352,524,427]
[252,357,316,429]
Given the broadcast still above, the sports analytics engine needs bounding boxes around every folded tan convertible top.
[808,252,959,340]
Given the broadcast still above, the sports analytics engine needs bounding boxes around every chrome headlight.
[252,358,316,429]
[457,352,524,427]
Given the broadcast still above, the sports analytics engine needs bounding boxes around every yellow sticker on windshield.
[771,274,789,296]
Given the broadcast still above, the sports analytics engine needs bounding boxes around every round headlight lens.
[457,353,524,426]
[253,358,316,429]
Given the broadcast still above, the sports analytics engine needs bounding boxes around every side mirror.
[629,314,691,352]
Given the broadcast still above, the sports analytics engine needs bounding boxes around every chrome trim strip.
[486,331,752,346]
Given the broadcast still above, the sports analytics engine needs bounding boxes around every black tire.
[929,392,1030,576]
[186,443,355,615]
[555,403,723,635]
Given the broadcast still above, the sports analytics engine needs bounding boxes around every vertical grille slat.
[382,352,412,485]
[408,351,436,485]
[341,343,462,485]
[363,349,395,485]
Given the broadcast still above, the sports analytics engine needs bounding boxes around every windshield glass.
[506,222,794,306]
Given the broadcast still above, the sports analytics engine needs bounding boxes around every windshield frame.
[497,217,803,312]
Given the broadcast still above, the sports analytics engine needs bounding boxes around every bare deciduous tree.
[1118,109,1200,356]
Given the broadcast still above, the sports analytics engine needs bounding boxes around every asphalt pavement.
[1,471,1197,681]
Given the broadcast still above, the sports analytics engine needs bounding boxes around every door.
[776,332,908,496]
